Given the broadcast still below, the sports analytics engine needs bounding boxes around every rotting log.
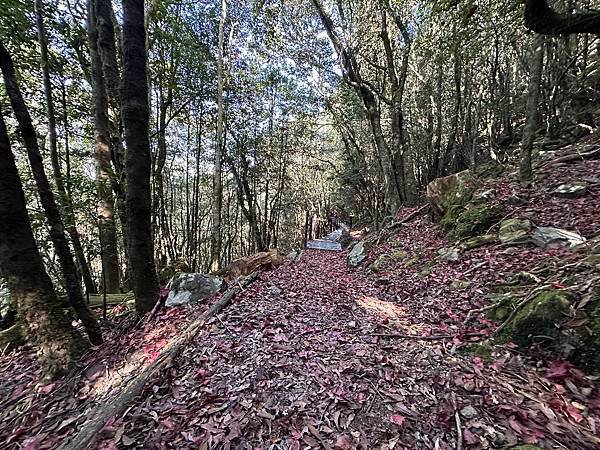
[214,249,283,282]
[56,271,259,450]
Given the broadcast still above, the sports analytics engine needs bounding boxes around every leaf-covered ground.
[1,152,599,449]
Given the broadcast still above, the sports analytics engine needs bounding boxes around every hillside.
[1,139,598,450]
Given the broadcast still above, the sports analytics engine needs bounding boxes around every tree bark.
[520,35,545,184]
[210,0,227,271]
[87,0,121,294]
[0,110,84,380]
[94,0,129,274]
[121,0,159,312]
[35,0,98,295]
[524,0,600,35]
[0,41,103,345]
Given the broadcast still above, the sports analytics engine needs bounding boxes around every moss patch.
[497,290,572,347]
[450,203,505,240]
[461,341,494,362]
[463,234,498,250]
[486,293,519,322]
[570,289,600,372]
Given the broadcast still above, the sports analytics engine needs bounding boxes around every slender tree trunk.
[36,0,98,295]
[520,35,545,184]
[87,0,121,294]
[95,0,129,283]
[0,112,84,380]
[210,0,227,271]
[121,0,159,312]
[0,41,103,344]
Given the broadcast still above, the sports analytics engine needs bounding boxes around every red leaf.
[390,414,406,426]
[546,360,569,380]
[566,405,584,423]
[39,382,55,394]
[463,428,479,445]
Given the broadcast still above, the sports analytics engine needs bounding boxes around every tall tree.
[0,41,103,344]
[520,34,545,184]
[87,0,121,293]
[210,0,227,271]
[35,0,98,295]
[121,0,159,312]
[0,110,84,380]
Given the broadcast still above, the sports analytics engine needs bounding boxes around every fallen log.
[386,204,430,230]
[57,272,259,450]
[214,249,283,282]
[541,146,600,166]
[370,332,486,340]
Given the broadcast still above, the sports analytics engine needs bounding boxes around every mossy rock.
[368,254,389,273]
[582,253,600,266]
[427,170,477,220]
[486,293,519,322]
[474,161,504,179]
[461,341,494,362]
[390,249,409,261]
[463,234,498,250]
[569,289,600,372]
[419,261,438,278]
[499,218,532,244]
[447,203,505,240]
[451,280,470,290]
[507,290,572,347]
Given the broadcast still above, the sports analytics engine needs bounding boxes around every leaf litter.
[0,157,599,449]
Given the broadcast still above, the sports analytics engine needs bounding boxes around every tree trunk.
[121,0,159,312]
[0,109,85,380]
[36,0,98,295]
[520,35,545,184]
[87,0,121,294]
[94,0,129,275]
[0,41,103,345]
[210,0,227,271]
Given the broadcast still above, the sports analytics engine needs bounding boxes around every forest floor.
[1,144,600,450]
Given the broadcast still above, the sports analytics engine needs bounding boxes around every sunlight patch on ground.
[356,295,408,325]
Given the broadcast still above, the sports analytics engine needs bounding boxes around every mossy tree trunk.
[0,110,84,380]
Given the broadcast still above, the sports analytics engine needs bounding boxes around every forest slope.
[1,141,599,449]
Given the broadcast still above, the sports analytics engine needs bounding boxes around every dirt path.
[93,249,598,450]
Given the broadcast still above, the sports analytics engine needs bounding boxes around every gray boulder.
[348,241,368,267]
[531,227,586,249]
[437,247,460,262]
[553,182,587,198]
[165,273,223,307]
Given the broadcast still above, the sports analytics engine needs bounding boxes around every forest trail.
[306,226,348,251]
[92,244,598,449]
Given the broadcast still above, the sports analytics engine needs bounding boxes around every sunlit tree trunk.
[0,41,103,344]
[87,0,121,294]
[0,112,84,380]
[210,0,227,271]
[121,0,159,312]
